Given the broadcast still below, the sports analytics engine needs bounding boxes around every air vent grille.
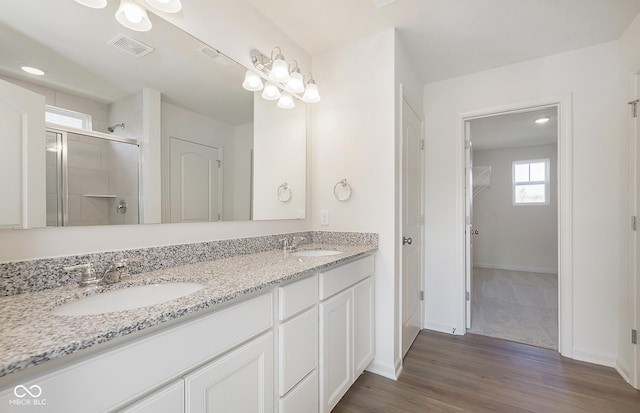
[108,34,154,58]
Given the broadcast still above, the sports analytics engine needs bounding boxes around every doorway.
[465,106,559,350]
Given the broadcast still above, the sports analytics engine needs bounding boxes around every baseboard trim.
[474,263,558,275]
[572,349,616,368]
[616,359,632,385]
[366,359,399,381]
[423,321,461,335]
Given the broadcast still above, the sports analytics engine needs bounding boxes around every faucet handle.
[279,238,290,250]
[64,263,98,287]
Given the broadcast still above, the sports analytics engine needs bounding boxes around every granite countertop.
[0,243,376,378]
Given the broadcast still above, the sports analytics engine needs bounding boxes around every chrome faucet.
[64,259,137,287]
[279,236,306,252]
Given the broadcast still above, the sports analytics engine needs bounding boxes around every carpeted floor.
[468,267,558,350]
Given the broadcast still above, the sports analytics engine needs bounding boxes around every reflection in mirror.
[0,0,306,227]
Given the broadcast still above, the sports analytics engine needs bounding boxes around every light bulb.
[285,69,304,94]
[302,81,321,103]
[115,0,152,32]
[269,55,290,83]
[242,71,264,92]
[277,93,295,109]
[262,81,281,101]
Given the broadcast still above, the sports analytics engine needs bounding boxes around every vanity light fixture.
[21,65,45,76]
[74,0,107,8]
[269,47,290,83]
[285,62,305,94]
[535,117,550,124]
[145,0,182,13]
[277,93,295,109]
[115,0,152,32]
[242,70,264,91]
[302,75,321,103]
[262,81,281,101]
[245,47,320,109]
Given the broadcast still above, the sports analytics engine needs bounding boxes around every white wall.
[311,28,423,379]
[252,96,306,220]
[473,144,558,273]
[233,123,253,221]
[0,1,310,262]
[423,40,624,366]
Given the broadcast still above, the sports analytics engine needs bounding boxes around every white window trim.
[512,158,550,206]
[45,105,93,130]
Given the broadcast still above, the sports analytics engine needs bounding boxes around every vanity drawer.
[278,275,317,320]
[279,370,318,413]
[319,255,374,300]
[278,307,318,396]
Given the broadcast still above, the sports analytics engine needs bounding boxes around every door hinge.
[421,139,425,150]
[629,99,639,118]
[216,160,221,168]
[419,291,424,301]
[419,215,425,225]
[633,329,638,345]
[465,139,471,149]
[632,216,637,231]
[466,291,470,301]
[217,213,221,221]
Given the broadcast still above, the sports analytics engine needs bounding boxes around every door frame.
[456,94,573,357]
[630,74,640,389]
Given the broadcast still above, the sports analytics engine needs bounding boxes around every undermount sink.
[292,249,342,257]
[52,282,204,316]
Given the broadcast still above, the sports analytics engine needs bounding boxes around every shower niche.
[46,128,140,226]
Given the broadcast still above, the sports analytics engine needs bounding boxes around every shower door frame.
[46,124,142,226]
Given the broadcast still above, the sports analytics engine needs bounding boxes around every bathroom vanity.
[0,242,375,413]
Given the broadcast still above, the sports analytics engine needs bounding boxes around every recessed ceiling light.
[535,117,550,124]
[20,66,45,76]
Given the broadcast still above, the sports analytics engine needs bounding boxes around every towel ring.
[333,179,352,201]
[278,183,292,202]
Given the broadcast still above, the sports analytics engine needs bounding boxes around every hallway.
[333,331,640,412]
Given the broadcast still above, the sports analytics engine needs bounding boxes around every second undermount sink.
[52,282,204,316]
[292,249,342,257]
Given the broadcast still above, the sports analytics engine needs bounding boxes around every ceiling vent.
[108,34,155,58]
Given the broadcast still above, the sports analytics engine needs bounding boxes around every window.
[45,105,92,130]
[513,159,549,205]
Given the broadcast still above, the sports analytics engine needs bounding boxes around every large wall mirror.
[0,0,306,227]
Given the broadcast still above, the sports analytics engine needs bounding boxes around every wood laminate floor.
[333,330,640,412]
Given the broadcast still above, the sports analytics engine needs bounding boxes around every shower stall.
[46,127,140,226]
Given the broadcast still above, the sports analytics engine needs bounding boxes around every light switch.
[320,210,329,226]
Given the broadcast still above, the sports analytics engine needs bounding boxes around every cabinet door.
[353,277,375,377]
[279,307,317,395]
[185,332,274,413]
[121,381,184,413]
[319,289,352,413]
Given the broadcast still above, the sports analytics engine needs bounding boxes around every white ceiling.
[248,0,640,83]
[470,107,558,151]
[0,0,253,125]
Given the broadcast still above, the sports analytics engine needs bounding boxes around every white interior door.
[633,74,640,390]
[0,79,45,228]
[465,121,473,330]
[169,138,221,223]
[402,99,424,357]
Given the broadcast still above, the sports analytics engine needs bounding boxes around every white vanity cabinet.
[318,255,375,413]
[120,381,184,413]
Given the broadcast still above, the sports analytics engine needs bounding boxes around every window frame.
[45,105,92,130]
[512,158,550,206]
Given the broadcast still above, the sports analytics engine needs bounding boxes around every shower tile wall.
[66,133,138,226]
